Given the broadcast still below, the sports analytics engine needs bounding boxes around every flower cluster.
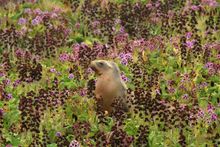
[0,0,219,146]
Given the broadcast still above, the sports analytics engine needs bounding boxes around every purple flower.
[204,62,214,69]
[56,132,62,137]
[33,8,43,15]
[15,48,24,57]
[56,72,62,76]
[119,53,132,65]
[146,3,153,10]
[167,10,174,18]
[86,68,93,74]
[217,54,220,59]
[0,72,5,77]
[3,79,11,86]
[93,29,101,35]
[211,113,217,121]
[114,18,121,24]
[19,26,28,36]
[75,22,80,29]
[18,18,27,25]
[155,89,161,95]
[202,0,219,7]
[27,0,38,3]
[69,140,80,147]
[207,104,214,114]
[155,1,160,7]
[198,82,208,89]
[92,20,100,28]
[50,68,56,73]
[121,73,129,82]
[197,110,205,118]
[24,8,32,14]
[182,94,189,99]
[64,28,71,36]
[53,7,63,14]
[59,53,69,62]
[181,73,190,83]
[68,73,74,79]
[32,16,42,25]
[80,89,86,97]
[0,109,4,116]
[13,80,21,88]
[167,80,175,86]
[50,12,58,18]
[186,32,192,39]
[5,144,12,147]
[72,43,80,52]
[168,87,175,93]
[6,93,13,100]
[191,5,199,11]
[186,40,195,49]
[119,27,125,33]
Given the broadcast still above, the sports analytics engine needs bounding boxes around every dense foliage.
[0,0,219,146]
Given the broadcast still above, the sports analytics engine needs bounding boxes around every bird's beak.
[89,61,98,73]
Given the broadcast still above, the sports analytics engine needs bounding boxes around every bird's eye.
[98,62,104,66]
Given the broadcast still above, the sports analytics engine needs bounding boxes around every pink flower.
[69,140,80,147]
[27,0,38,3]
[119,53,132,65]
[50,68,56,73]
[211,113,217,121]
[75,22,80,29]
[191,5,200,11]
[202,0,219,7]
[0,109,4,116]
[18,18,27,25]
[59,53,69,62]
[93,29,101,35]
[19,26,28,36]
[121,73,129,82]
[6,93,13,100]
[3,78,11,86]
[15,48,24,57]
[56,132,62,137]
[92,20,100,28]
[32,16,42,25]
[53,7,63,14]
[114,18,121,24]
[207,104,214,114]
[169,88,175,93]
[186,32,192,39]
[198,110,205,118]
[13,80,20,88]
[68,73,74,79]
[186,40,195,49]
[146,3,153,10]
[50,12,58,18]
[24,8,32,14]
[33,8,43,15]
[80,89,86,97]
[182,94,189,99]
[155,89,161,95]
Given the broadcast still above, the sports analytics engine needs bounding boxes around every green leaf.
[47,143,58,147]
[10,11,23,20]
[11,136,21,146]
[124,119,139,136]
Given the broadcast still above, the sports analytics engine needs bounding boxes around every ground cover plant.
[0,0,219,146]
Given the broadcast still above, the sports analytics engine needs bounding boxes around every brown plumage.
[89,60,128,114]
